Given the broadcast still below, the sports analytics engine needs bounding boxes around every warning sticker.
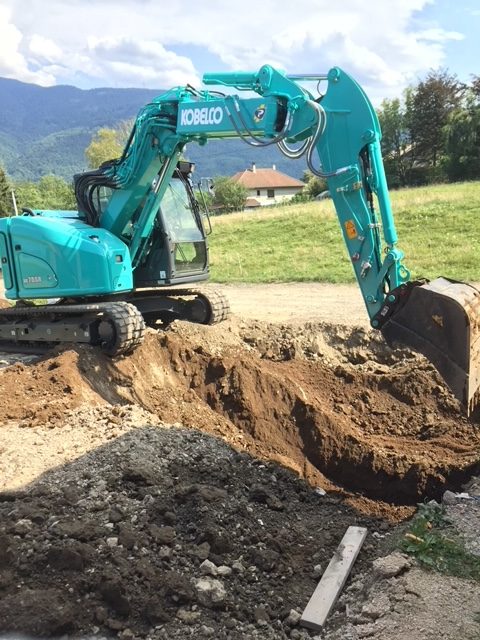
[344,220,358,239]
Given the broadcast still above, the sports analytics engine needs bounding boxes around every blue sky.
[0,0,478,103]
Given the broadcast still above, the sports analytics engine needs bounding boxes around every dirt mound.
[1,319,479,517]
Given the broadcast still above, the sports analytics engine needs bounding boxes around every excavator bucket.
[380,278,480,415]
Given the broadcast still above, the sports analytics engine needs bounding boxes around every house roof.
[231,167,305,189]
[245,197,261,208]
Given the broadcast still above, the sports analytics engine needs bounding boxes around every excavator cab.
[134,163,209,287]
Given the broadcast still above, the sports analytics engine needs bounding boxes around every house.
[231,163,305,207]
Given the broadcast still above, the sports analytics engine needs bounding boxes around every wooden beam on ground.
[300,525,368,631]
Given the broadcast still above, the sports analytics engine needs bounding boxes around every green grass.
[208,181,480,283]
[401,503,480,581]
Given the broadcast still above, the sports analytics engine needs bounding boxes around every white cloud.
[28,34,63,63]
[1,0,466,99]
[0,6,55,84]
[87,37,199,87]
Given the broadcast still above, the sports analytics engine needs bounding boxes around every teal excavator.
[1,65,480,413]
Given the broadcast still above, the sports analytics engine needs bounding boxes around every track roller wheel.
[193,289,231,325]
[95,302,145,356]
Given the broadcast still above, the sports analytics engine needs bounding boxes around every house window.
[256,189,261,196]
[267,189,275,198]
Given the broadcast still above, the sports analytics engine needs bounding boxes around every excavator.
[1,65,480,413]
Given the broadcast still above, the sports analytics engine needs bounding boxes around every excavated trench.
[1,319,480,513]
[159,334,480,505]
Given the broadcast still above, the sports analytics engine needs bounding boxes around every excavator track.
[0,287,228,358]
[0,301,145,356]
[124,287,231,327]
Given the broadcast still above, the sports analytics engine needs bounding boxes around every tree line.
[0,67,479,217]
[378,69,480,187]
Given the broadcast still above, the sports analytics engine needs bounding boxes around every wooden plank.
[300,525,367,631]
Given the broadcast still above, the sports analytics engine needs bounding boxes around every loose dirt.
[1,283,480,638]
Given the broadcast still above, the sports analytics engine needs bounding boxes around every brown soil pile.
[1,318,479,519]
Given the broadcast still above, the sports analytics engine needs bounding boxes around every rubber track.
[131,287,231,325]
[191,288,231,325]
[0,301,145,356]
[100,302,146,356]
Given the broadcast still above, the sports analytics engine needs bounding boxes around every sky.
[0,0,478,103]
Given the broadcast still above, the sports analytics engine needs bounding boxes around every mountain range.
[0,76,306,183]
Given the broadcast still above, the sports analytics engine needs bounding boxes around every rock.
[106,617,127,631]
[201,527,233,554]
[361,592,391,619]
[0,535,14,568]
[106,537,118,547]
[150,524,176,545]
[200,625,215,636]
[94,606,108,623]
[0,570,14,588]
[442,490,458,505]
[47,546,85,571]
[254,605,270,623]
[108,507,125,523]
[232,560,245,574]
[100,580,131,616]
[195,577,227,608]
[249,484,284,511]
[197,485,228,502]
[118,526,136,549]
[356,623,378,638]
[121,464,157,485]
[193,541,211,560]
[217,565,232,577]
[176,483,227,502]
[200,559,218,576]
[164,510,177,524]
[176,608,201,624]
[158,545,173,560]
[164,571,195,604]
[14,518,33,535]
[372,552,411,578]
[312,563,323,579]
[145,597,171,624]
[51,518,104,541]
[249,547,280,572]
[285,609,302,626]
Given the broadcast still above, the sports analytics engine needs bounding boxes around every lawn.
[208,181,480,283]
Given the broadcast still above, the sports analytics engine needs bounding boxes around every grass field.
[208,181,480,283]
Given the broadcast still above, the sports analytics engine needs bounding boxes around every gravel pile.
[0,425,382,639]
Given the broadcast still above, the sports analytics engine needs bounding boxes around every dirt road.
[219,283,368,326]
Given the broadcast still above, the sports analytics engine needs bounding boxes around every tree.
[444,90,480,181]
[302,171,327,198]
[471,75,480,100]
[85,127,124,169]
[409,69,463,171]
[377,97,413,187]
[0,166,12,217]
[85,120,134,169]
[14,176,75,211]
[212,176,247,213]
